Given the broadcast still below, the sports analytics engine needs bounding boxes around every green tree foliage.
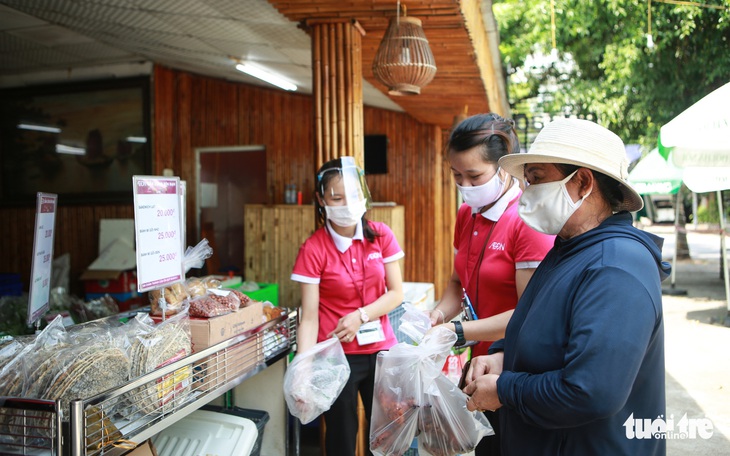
[493,0,730,147]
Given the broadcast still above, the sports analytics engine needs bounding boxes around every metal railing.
[0,310,297,456]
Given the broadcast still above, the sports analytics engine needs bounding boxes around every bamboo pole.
[307,19,365,169]
[313,25,323,168]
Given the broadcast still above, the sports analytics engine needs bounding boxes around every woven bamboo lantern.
[372,3,437,96]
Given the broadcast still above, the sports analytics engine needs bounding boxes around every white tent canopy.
[660,82,730,168]
[659,81,730,320]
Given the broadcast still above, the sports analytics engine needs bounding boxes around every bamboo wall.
[363,107,454,297]
[0,65,455,301]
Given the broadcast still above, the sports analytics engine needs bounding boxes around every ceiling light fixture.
[56,144,85,155]
[235,62,297,92]
[372,0,437,96]
[17,123,61,133]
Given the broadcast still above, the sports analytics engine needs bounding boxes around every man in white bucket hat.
[461,118,671,455]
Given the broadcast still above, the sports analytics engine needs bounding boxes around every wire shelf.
[0,310,297,456]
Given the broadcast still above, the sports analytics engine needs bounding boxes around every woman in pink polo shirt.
[291,156,404,456]
[429,113,555,456]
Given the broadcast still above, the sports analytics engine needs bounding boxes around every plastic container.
[231,282,279,306]
[201,405,270,456]
[151,409,258,456]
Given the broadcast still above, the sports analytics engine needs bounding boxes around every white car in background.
[651,195,675,224]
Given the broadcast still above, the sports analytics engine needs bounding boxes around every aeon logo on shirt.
[489,242,505,251]
[367,252,382,261]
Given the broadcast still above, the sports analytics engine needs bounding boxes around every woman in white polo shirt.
[291,156,404,456]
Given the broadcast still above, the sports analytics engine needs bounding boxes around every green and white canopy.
[628,148,683,195]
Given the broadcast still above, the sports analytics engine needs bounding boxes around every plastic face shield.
[317,156,372,208]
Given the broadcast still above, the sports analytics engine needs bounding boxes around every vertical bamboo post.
[307,19,365,171]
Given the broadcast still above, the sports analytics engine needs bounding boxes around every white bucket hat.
[499,118,644,212]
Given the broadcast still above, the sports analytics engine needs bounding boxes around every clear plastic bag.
[370,307,493,456]
[188,288,241,318]
[397,302,433,344]
[283,337,350,425]
[183,239,213,273]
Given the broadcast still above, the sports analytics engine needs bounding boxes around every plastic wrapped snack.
[149,282,189,316]
[125,308,193,416]
[283,337,350,425]
[188,288,241,318]
[370,308,493,456]
[201,275,222,290]
[185,277,207,298]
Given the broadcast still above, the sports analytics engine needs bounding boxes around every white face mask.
[518,170,591,235]
[456,168,505,210]
[325,199,367,228]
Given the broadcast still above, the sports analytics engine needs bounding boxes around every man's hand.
[462,352,504,386]
[464,373,502,412]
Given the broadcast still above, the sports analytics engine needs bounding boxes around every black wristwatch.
[452,321,466,346]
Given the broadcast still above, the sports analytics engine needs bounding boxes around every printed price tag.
[133,176,184,292]
[28,192,57,326]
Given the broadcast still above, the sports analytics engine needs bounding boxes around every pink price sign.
[135,178,179,195]
[133,176,185,292]
[28,192,58,326]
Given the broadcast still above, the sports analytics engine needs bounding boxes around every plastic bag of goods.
[283,336,350,424]
[370,306,493,456]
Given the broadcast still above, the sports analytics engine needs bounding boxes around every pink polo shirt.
[291,220,404,355]
[454,185,555,357]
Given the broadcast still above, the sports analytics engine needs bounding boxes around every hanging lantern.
[372,2,437,96]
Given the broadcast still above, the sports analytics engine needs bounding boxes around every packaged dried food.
[188,289,241,318]
[185,277,207,298]
[149,282,189,316]
[125,308,192,416]
[284,337,350,425]
[201,275,222,290]
[263,302,284,321]
[370,309,493,456]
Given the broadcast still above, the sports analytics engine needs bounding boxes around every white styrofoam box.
[151,410,258,456]
[402,282,435,310]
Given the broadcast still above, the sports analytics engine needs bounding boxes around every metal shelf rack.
[0,309,297,456]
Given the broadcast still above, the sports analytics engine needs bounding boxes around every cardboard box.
[126,439,158,456]
[187,301,264,350]
[154,302,266,392]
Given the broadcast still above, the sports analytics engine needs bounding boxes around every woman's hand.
[429,308,447,326]
[331,311,362,343]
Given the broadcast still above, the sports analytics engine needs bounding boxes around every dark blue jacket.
[490,212,670,455]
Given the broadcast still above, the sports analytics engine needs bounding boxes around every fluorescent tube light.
[235,63,297,91]
[56,144,85,155]
[126,136,147,143]
[18,123,61,133]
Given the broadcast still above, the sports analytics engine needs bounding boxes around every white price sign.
[28,192,57,326]
[133,176,184,292]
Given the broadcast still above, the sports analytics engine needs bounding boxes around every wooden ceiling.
[270,0,503,130]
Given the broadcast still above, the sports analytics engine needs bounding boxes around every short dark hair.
[447,113,520,163]
[554,164,625,211]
